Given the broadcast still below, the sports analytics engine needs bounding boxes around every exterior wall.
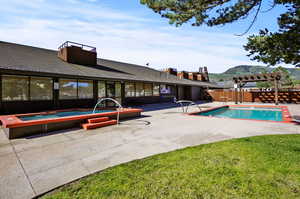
[0,72,194,114]
[191,86,201,101]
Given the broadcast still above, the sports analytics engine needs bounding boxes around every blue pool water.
[196,107,283,121]
[19,110,113,121]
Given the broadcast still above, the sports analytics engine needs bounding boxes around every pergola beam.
[232,72,281,105]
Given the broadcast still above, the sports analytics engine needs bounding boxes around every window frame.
[125,82,136,98]
[135,82,145,97]
[78,79,94,99]
[59,78,79,100]
[144,83,153,96]
[1,75,30,101]
[98,80,106,98]
[153,84,160,96]
[30,76,54,101]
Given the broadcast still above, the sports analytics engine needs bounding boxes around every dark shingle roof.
[0,41,220,88]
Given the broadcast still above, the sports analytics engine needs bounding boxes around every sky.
[0,0,292,73]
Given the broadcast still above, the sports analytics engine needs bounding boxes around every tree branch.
[235,0,263,36]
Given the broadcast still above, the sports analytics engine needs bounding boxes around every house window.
[98,81,106,98]
[144,83,153,96]
[115,82,122,104]
[78,80,93,99]
[135,82,144,97]
[115,82,121,98]
[30,77,53,100]
[106,82,115,98]
[153,84,160,96]
[2,75,29,101]
[125,82,135,97]
[59,79,77,99]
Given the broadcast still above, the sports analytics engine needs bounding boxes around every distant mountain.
[209,65,300,82]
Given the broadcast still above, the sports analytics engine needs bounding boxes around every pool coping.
[188,105,293,123]
[0,108,143,128]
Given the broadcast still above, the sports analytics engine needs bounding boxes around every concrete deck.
[0,102,299,199]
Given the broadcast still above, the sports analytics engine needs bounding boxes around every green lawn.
[42,135,300,199]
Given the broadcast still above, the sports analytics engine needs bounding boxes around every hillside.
[209,65,300,82]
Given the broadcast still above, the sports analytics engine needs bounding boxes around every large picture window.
[2,75,29,101]
[135,82,144,97]
[78,80,93,99]
[98,81,106,98]
[153,84,160,96]
[30,77,53,100]
[144,83,153,96]
[125,82,135,97]
[59,79,77,99]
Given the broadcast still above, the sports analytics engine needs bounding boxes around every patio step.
[87,117,110,124]
[82,120,117,130]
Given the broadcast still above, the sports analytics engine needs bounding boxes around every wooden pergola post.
[234,82,238,104]
[239,83,243,103]
[274,79,279,105]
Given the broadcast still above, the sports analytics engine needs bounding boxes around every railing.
[58,41,96,52]
[93,98,123,124]
[175,100,201,113]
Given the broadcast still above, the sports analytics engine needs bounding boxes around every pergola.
[232,72,281,105]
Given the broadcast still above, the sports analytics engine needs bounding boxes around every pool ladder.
[93,98,123,124]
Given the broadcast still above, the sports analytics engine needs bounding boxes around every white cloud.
[0,0,275,73]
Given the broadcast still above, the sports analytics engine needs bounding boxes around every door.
[106,81,122,106]
[183,86,192,100]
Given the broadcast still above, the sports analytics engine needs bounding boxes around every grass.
[42,134,300,199]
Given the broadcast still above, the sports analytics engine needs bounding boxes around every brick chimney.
[188,72,198,81]
[58,41,97,66]
[197,74,204,81]
[163,68,177,76]
[203,66,209,81]
[177,71,189,79]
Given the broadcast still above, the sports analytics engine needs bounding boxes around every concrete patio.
[0,102,299,199]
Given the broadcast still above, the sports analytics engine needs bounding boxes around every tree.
[140,0,300,66]
[272,66,294,87]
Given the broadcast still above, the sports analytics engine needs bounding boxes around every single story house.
[0,41,219,114]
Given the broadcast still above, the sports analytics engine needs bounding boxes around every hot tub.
[0,108,143,139]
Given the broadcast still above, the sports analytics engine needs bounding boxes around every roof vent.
[58,41,97,66]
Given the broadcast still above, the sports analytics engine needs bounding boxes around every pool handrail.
[93,98,123,124]
[175,100,201,113]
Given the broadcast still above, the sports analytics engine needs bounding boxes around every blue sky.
[0,0,291,73]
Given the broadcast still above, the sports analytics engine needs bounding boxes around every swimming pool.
[190,105,292,123]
